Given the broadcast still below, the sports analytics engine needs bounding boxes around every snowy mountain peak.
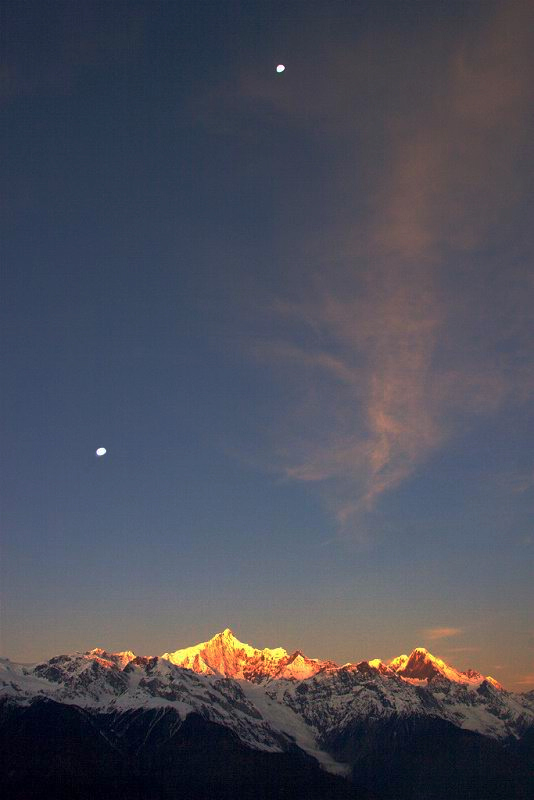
[85,648,137,669]
[23,632,504,693]
[3,640,534,799]
[402,647,447,676]
[3,629,533,777]
[386,647,488,686]
[388,653,409,671]
[207,628,237,644]
[160,630,333,681]
[159,631,502,688]
[161,629,287,680]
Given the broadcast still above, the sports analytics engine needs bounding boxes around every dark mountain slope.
[325,714,534,800]
[0,699,372,800]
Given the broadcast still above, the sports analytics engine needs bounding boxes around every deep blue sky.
[1,0,533,688]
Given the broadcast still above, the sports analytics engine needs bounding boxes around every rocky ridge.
[2,629,533,776]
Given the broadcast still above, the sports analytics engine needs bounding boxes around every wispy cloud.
[239,2,534,535]
[513,675,534,687]
[423,628,463,641]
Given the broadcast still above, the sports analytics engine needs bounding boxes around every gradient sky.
[1,0,533,690]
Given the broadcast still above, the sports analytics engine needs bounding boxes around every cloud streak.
[514,675,534,687]
[423,628,463,641]
[238,2,534,535]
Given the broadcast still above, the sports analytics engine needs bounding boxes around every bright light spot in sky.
[96,447,107,457]
[276,64,285,73]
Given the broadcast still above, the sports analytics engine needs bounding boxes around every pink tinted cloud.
[236,2,534,532]
[423,628,463,641]
[514,675,534,687]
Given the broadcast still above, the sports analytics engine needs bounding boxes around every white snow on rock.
[2,630,534,775]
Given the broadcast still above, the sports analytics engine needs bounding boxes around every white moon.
[96,447,107,457]
[276,64,285,73]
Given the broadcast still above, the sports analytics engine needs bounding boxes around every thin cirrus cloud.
[240,1,534,533]
[514,675,534,686]
[423,628,463,642]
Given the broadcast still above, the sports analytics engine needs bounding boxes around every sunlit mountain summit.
[384,646,503,687]
[162,627,336,680]
[2,628,534,799]
[163,629,504,687]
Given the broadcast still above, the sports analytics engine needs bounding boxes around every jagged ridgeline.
[2,629,534,799]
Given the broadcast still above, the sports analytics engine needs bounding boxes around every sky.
[1,0,533,690]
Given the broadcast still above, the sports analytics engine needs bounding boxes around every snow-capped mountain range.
[2,627,533,778]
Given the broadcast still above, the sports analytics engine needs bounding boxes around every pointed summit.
[388,653,409,671]
[160,630,332,681]
[161,629,284,679]
[395,647,447,680]
[388,647,487,685]
[215,628,236,642]
[159,633,498,688]
[84,648,137,668]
